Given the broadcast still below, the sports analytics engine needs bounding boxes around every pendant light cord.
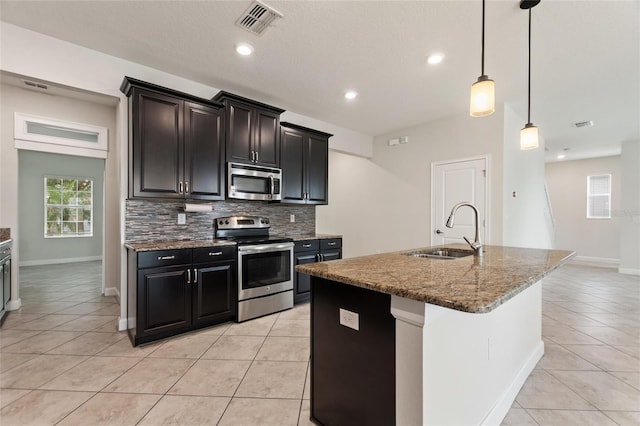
[527,8,532,124]
[481,0,486,76]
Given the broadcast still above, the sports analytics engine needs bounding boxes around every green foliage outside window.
[45,177,93,238]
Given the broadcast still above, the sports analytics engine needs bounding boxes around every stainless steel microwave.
[227,162,282,201]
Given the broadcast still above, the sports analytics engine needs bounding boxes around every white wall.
[545,156,621,263]
[317,107,505,258]
[502,104,554,249]
[619,140,640,274]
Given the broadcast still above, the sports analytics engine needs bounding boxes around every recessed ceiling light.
[557,154,566,159]
[427,54,444,65]
[344,90,358,100]
[235,43,254,56]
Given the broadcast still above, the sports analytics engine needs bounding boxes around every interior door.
[432,158,487,246]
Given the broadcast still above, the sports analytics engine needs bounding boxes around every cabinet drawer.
[320,238,342,251]
[193,245,236,263]
[295,239,319,252]
[138,249,191,269]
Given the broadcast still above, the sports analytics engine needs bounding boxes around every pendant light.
[470,0,495,117]
[520,0,541,150]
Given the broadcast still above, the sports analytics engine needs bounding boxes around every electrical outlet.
[339,308,359,331]
[290,214,295,223]
[177,213,186,225]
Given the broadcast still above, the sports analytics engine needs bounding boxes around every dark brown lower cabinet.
[192,261,236,327]
[127,246,236,346]
[294,238,342,304]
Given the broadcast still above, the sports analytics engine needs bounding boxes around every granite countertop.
[289,234,342,241]
[0,228,10,245]
[125,239,237,252]
[296,244,575,314]
[125,234,343,252]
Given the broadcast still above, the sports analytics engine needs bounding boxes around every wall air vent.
[573,120,594,128]
[236,0,283,36]
[23,80,48,90]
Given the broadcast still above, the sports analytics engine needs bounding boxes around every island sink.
[405,247,474,259]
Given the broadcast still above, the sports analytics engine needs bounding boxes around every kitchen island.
[297,244,574,426]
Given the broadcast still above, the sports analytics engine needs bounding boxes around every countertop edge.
[297,246,576,314]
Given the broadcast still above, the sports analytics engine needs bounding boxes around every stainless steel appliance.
[215,216,293,322]
[0,239,12,325]
[227,162,282,201]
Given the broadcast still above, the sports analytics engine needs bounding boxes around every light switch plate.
[339,308,359,331]
[177,213,186,225]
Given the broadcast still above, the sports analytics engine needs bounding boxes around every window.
[45,177,93,237]
[587,174,611,219]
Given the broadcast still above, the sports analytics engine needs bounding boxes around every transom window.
[45,177,93,238]
[586,174,611,219]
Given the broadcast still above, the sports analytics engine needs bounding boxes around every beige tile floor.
[0,261,638,425]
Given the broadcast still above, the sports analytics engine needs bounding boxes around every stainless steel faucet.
[445,202,483,256]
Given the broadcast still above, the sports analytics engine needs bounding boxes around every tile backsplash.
[125,199,315,242]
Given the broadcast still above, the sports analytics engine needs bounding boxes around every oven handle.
[238,242,294,255]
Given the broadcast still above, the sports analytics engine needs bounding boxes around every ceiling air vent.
[573,120,594,128]
[23,80,48,90]
[236,0,283,36]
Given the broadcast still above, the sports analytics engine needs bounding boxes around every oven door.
[238,242,294,301]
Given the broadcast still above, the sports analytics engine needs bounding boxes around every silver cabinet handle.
[179,181,183,193]
[208,251,223,256]
[194,268,198,283]
[158,255,175,260]
[302,244,311,248]
[328,242,336,246]
[187,269,191,284]
[251,151,255,162]
[185,181,189,194]
[255,151,259,163]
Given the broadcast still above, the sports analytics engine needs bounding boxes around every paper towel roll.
[183,203,213,212]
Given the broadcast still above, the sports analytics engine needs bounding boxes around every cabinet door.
[193,262,236,327]
[137,266,191,339]
[254,109,280,167]
[226,101,254,164]
[281,128,306,203]
[184,102,225,200]
[294,252,318,303]
[131,89,184,198]
[306,134,329,205]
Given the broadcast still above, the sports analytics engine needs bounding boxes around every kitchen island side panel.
[311,277,395,426]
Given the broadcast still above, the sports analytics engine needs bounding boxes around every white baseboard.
[20,256,102,267]
[570,256,619,269]
[619,268,640,276]
[104,287,119,298]
[481,341,545,426]
[6,298,22,311]
[118,318,127,332]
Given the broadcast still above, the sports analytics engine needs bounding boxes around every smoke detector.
[236,1,283,36]
[573,120,594,128]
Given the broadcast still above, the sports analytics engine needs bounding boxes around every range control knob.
[225,220,229,224]
[263,218,269,224]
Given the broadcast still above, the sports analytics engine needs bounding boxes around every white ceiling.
[1,0,638,162]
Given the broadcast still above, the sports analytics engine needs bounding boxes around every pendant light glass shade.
[520,123,539,150]
[470,0,495,117]
[470,76,495,117]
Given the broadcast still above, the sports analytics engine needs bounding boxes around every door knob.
[435,229,444,234]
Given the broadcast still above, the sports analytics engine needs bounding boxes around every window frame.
[586,173,612,219]
[44,176,94,238]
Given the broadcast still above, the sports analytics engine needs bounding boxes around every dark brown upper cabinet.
[280,122,332,205]
[121,77,226,200]
[212,91,284,168]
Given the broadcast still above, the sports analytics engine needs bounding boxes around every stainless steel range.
[215,216,294,322]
